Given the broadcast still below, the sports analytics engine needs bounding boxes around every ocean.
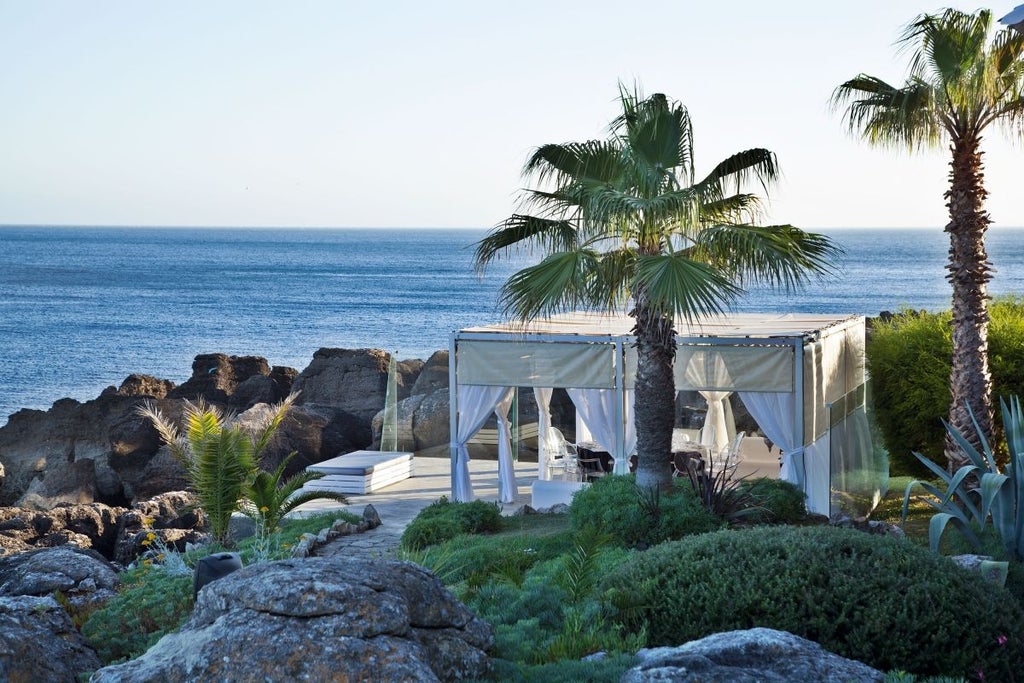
[1,226,1023,424]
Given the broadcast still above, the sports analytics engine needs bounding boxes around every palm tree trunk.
[944,134,994,471]
[631,295,676,491]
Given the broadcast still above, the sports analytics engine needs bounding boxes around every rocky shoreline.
[0,348,454,512]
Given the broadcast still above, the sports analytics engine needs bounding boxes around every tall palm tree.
[475,87,837,491]
[832,9,1024,470]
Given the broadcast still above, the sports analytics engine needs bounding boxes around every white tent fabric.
[452,312,868,514]
[494,390,517,503]
[699,390,734,456]
[566,388,637,473]
[454,385,512,501]
[805,437,831,515]
[533,387,553,480]
[458,340,614,388]
[739,390,804,490]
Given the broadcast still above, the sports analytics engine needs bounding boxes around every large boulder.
[0,545,118,597]
[0,595,103,682]
[622,628,884,683]
[0,378,178,508]
[292,348,421,424]
[411,350,448,396]
[168,354,274,403]
[91,556,492,683]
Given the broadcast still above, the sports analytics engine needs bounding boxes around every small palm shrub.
[867,298,1024,474]
[400,497,503,550]
[602,526,1024,677]
[568,474,721,549]
[242,452,348,559]
[138,394,297,545]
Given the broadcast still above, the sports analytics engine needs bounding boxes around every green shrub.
[400,497,503,550]
[568,474,722,548]
[81,563,193,664]
[737,477,807,523]
[602,526,1024,677]
[466,546,638,666]
[481,653,637,683]
[867,298,1024,475]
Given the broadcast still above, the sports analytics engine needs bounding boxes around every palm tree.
[242,451,348,537]
[475,86,838,491]
[832,9,1024,470]
[139,393,300,546]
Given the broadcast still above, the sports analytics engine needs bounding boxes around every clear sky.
[1,1,1022,230]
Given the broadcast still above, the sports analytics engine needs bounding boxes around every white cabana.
[448,311,869,515]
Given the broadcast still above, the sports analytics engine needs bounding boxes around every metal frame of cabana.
[448,311,868,515]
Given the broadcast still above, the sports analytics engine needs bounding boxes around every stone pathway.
[294,456,538,560]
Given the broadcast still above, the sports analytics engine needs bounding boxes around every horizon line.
[4,223,1023,231]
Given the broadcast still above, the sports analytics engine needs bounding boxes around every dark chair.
[672,451,704,478]
[577,450,607,482]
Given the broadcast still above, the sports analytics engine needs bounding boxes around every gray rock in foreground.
[0,595,102,682]
[90,556,493,683]
[0,545,118,597]
[622,627,884,683]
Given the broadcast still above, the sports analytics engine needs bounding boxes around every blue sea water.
[1,225,1023,424]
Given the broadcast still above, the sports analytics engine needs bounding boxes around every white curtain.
[804,436,830,515]
[738,391,804,490]
[455,385,513,502]
[566,388,637,473]
[494,390,517,503]
[699,390,734,456]
[533,387,553,481]
[622,389,636,474]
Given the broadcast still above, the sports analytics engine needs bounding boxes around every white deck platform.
[304,450,414,494]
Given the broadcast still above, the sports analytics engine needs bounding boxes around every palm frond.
[474,215,578,269]
[833,76,941,149]
[524,140,625,188]
[499,249,605,322]
[633,252,742,323]
[695,224,840,291]
[251,391,298,459]
[695,148,780,196]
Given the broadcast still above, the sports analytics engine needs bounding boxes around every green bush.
[737,477,807,523]
[602,526,1024,677]
[466,545,638,666]
[81,563,193,664]
[568,474,722,548]
[867,298,1024,475]
[400,497,503,550]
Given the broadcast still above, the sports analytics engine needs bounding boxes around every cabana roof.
[460,311,862,341]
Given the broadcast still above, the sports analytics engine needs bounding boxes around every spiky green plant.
[138,393,297,546]
[902,395,1024,562]
[242,451,348,538]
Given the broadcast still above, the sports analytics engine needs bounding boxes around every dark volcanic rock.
[0,503,125,558]
[91,556,492,683]
[0,595,103,682]
[292,348,420,423]
[411,350,449,396]
[169,354,272,403]
[118,374,175,398]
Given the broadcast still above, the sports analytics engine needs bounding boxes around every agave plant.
[242,451,348,538]
[138,393,298,546]
[902,395,1024,562]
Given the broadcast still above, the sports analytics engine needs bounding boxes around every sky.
[1,1,1023,230]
